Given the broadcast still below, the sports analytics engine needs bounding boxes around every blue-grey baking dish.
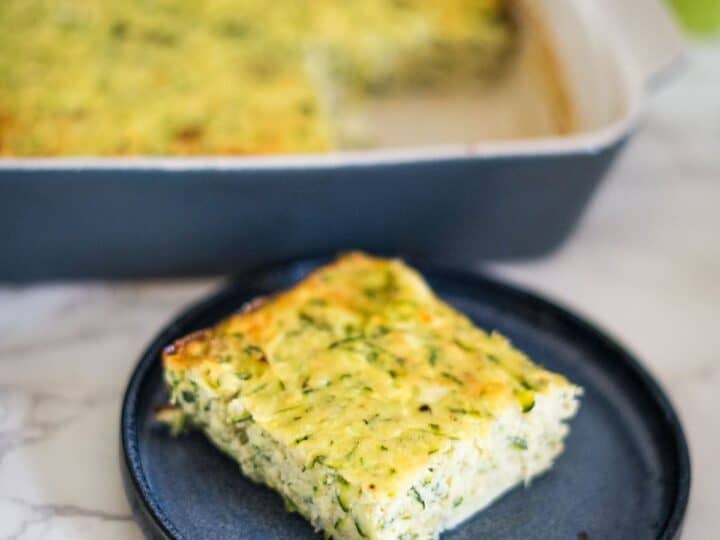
[0,0,683,281]
[120,255,691,539]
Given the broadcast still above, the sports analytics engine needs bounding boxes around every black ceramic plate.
[121,256,690,540]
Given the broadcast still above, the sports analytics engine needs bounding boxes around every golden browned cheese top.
[164,252,572,496]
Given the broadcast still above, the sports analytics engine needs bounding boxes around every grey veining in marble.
[1,45,718,539]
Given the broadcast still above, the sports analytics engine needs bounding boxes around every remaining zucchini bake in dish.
[0,0,513,156]
[160,252,581,539]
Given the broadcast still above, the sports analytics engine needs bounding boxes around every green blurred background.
[667,0,720,36]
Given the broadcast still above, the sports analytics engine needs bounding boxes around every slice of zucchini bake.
[161,253,580,539]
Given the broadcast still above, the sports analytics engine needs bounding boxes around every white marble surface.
[1,44,718,539]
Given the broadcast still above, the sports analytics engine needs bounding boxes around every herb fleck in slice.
[294,434,311,445]
[410,487,426,509]
[441,372,463,385]
[248,383,268,395]
[428,347,439,366]
[515,389,536,413]
[453,337,477,352]
[510,436,528,450]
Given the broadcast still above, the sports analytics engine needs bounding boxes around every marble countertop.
[1,44,718,539]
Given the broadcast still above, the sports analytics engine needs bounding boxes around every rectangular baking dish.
[0,0,683,281]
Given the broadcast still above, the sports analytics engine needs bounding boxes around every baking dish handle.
[602,0,685,91]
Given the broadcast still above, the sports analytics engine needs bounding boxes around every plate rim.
[120,255,691,539]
